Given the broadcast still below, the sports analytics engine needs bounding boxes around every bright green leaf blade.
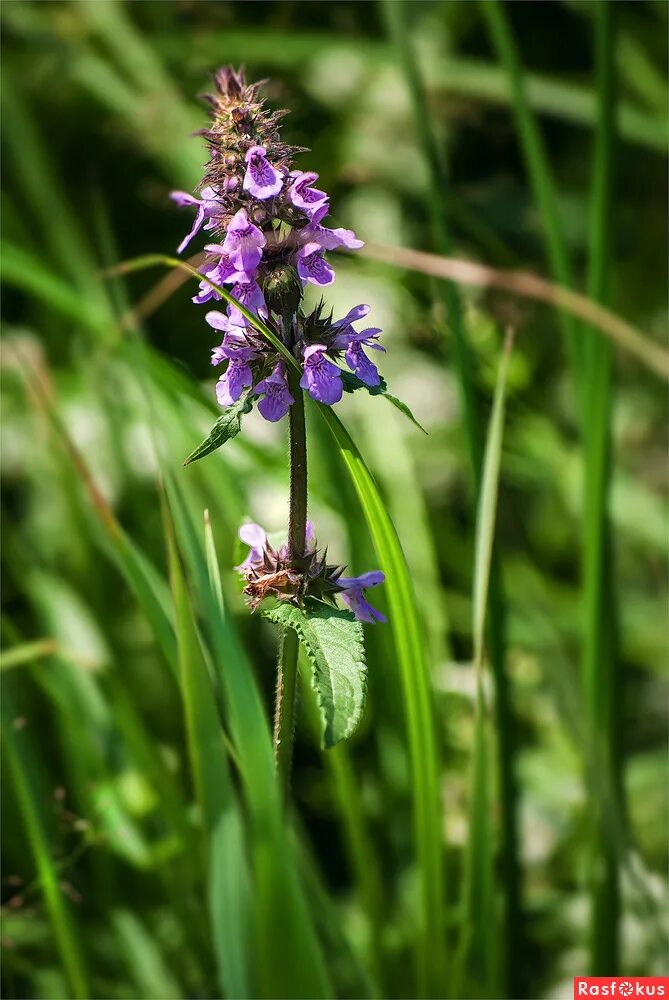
[312,402,445,991]
[456,333,512,995]
[263,603,367,748]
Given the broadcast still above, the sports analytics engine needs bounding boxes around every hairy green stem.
[273,371,308,788]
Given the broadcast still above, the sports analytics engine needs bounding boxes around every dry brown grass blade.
[115,242,668,380]
[121,251,206,329]
[361,242,669,380]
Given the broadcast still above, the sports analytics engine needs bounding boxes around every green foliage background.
[1,2,667,999]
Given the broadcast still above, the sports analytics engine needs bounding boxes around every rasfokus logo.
[573,978,669,998]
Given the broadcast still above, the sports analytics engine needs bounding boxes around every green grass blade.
[164,500,253,999]
[111,910,182,1000]
[473,333,514,671]
[583,2,621,975]
[2,684,89,1000]
[456,332,512,997]
[481,0,583,399]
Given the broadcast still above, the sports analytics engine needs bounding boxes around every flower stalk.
[274,370,308,787]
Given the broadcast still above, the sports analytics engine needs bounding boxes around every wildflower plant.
[170,67,416,776]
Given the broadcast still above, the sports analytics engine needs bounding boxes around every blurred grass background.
[1,1,667,998]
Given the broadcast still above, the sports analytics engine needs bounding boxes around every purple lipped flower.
[300,205,364,252]
[338,571,387,624]
[192,254,242,304]
[345,340,381,386]
[236,522,268,570]
[288,171,329,217]
[300,344,343,405]
[214,334,256,406]
[254,364,294,422]
[226,279,267,325]
[216,360,254,406]
[170,186,225,254]
[243,145,284,200]
[209,325,253,365]
[296,243,335,287]
[334,304,371,337]
[223,208,266,272]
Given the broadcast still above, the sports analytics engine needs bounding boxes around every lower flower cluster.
[237,522,386,624]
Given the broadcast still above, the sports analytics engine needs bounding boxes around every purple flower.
[223,208,266,272]
[254,364,294,422]
[216,360,254,406]
[237,522,268,570]
[288,171,329,217]
[330,304,384,385]
[170,186,225,254]
[192,254,241,304]
[296,243,335,287]
[345,340,381,386]
[338,571,386,623]
[300,344,343,405]
[209,325,254,365]
[243,145,284,200]
[226,279,267,325]
[300,205,364,252]
[213,333,256,405]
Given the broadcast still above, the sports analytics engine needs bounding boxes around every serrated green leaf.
[183,394,253,465]
[341,371,427,434]
[262,603,367,748]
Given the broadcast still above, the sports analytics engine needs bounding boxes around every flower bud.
[262,263,302,317]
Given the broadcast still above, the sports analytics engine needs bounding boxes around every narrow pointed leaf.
[183,393,253,465]
[341,371,427,433]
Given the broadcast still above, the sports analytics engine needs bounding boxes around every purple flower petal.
[338,571,385,589]
[340,590,387,624]
[237,522,268,569]
[243,145,284,200]
[254,364,294,422]
[171,187,225,255]
[299,344,343,405]
[339,304,370,326]
[205,310,236,333]
[296,244,335,287]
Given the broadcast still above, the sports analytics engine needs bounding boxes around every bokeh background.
[2,2,667,999]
